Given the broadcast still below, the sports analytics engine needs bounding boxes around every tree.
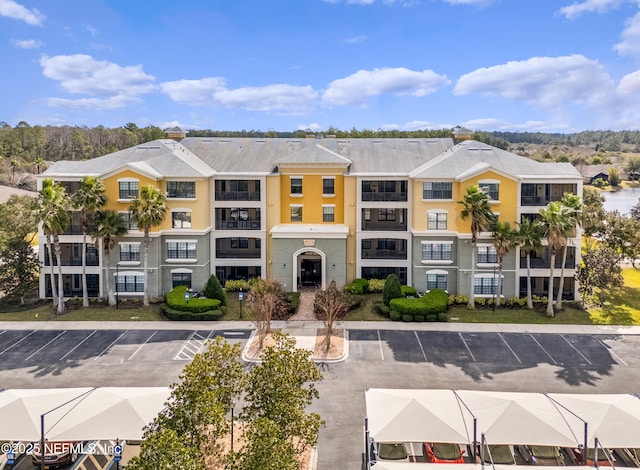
[129,185,167,306]
[582,187,606,238]
[204,274,226,305]
[491,221,517,307]
[38,179,71,314]
[538,201,571,317]
[556,193,582,310]
[630,198,640,221]
[314,280,349,351]
[382,273,402,307]
[10,159,18,185]
[72,176,106,307]
[608,167,620,187]
[246,278,289,348]
[625,156,640,182]
[121,428,203,470]
[239,332,324,469]
[516,218,544,309]
[91,210,127,306]
[459,185,495,309]
[577,246,623,306]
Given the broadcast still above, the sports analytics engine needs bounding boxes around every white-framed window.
[290,176,303,195]
[421,242,452,261]
[423,182,452,199]
[171,269,192,288]
[474,274,500,296]
[427,211,447,230]
[115,272,144,292]
[323,205,335,222]
[290,204,303,222]
[426,270,448,290]
[167,241,197,259]
[172,211,192,229]
[118,179,139,199]
[477,245,497,264]
[167,181,196,199]
[322,177,335,196]
[119,243,140,262]
[479,181,500,201]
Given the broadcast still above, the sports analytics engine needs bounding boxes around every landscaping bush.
[414,314,425,322]
[383,274,403,306]
[390,310,402,321]
[401,285,417,297]
[347,294,363,310]
[162,304,223,321]
[402,314,413,322]
[367,278,385,293]
[374,302,390,317]
[448,293,469,305]
[353,278,370,294]
[203,275,226,306]
[167,286,221,313]
[285,291,300,315]
[224,279,251,292]
[388,288,448,322]
[343,282,364,295]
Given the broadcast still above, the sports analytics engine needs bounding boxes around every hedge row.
[162,304,224,321]
[389,288,448,322]
[167,285,221,313]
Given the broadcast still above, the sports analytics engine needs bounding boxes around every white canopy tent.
[0,387,170,441]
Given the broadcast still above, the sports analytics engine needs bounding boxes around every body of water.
[601,188,640,214]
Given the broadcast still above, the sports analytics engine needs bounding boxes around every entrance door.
[300,259,321,287]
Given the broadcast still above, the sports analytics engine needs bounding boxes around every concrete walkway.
[288,289,318,321]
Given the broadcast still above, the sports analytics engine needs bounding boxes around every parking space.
[348,330,638,370]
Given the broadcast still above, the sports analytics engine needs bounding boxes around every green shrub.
[414,314,425,322]
[390,310,402,321]
[383,274,403,306]
[162,304,223,321]
[285,291,300,314]
[388,288,448,321]
[167,285,221,313]
[401,285,418,297]
[390,297,428,317]
[374,302,390,317]
[402,314,413,322]
[343,282,363,295]
[426,314,438,322]
[347,294,363,310]
[224,279,251,292]
[203,275,226,306]
[353,278,370,293]
[367,278,385,293]
[448,293,469,305]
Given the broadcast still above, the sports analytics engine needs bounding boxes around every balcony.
[361,180,407,202]
[361,208,407,231]
[215,208,261,230]
[215,180,261,201]
[361,239,407,259]
[520,247,576,269]
[216,237,262,259]
[521,183,577,206]
[44,243,99,266]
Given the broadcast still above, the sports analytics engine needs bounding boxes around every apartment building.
[38,136,582,301]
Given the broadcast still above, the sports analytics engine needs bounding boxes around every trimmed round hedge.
[389,288,448,322]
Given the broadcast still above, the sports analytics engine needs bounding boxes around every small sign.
[238,291,244,301]
[303,239,315,247]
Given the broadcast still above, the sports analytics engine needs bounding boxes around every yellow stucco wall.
[278,168,345,224]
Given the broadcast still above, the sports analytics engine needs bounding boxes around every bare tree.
[246,278,289,348]
[314,281,349,351]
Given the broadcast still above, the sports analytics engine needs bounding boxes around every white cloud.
[11,38,43,49]
[43,95,141,110]
[344,35,368,43]
[453,55,616,109]
[443,0,494,5]
[297,122,323,131]
[461,118,560,131]
[382,120,453,131]
[214,84,318,113]
[614,11,640,61]
[558,0,623,20]
[323,67,449,106]
[40,54,156,97]
[155,120,201,130]
[0,0,44,25]
[160,78,227,106]
[84,24,99,37]
[618,69,640,92]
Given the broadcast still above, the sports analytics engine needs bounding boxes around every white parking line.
[561,335,592,365]
[377,330,385,361]
[60,330,97,360]
[529,334,557,365]
[458,333,476,362]
[414,331,428,361]
[0,330,35,355]
[599,338,628,366]
[128,331,158,360]
[174,330,215,360]
[96,331,127,359]
[499,333,522,364]
[25,331,67,361]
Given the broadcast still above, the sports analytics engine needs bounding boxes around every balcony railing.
[215,220,261,230]
[361,191,407,202]
[215,191,261,201]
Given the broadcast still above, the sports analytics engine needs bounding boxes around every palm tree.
[516,217,544,310]
[38,179,71,314]
[459,185,495,309]
[91,210,128,306]
[538,201,571,317]
[129,185,167,307]
[556,193,582,311]
[491,221,517,307]
[72,176,107,307]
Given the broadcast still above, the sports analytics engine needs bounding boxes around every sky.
[2,0,640,133]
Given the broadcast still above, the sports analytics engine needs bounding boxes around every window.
[422,243,452,261]
[427,273,447,290]
[474,276,498,295]
[290,205,302,222]
[172,272,192,288]
[167,241,196,259]
[423,182,452,199]
[427,212,447,230]
[172,211,192,229]
[480,182,499,200]
[377,239,396,250]
[230,237,249,249]
[119,181,138,199]
[290,177,303,195]
[167,181,195,199]
[377,208,396,221]
[120,243,140,262]
[323,205,335,222]
[323,177,335,195]
[477,245,497,264]
[116,274,144,292]
[120,212,137,230]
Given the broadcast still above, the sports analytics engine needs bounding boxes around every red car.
[424,442,466,463]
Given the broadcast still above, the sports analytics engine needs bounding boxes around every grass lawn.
[0,300,165,321]
[588,268,640,325]
[447,305,593,324]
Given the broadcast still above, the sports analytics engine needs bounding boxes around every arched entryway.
[292,247,326,292]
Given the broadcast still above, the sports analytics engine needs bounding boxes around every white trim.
[170,208,193,213]
[117,177,140,182]
[113,270,142,277]
[426,208,448,214]
[478,178,500,184]
[170,268,193,274]
[426,269,448,275]
[118,241,141,246]
[165,239,198,244]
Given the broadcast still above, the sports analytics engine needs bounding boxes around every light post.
[493,266,497,311]
[115,262,120,310]
[239,288,244,319]
[230,399,236,452]
[185,288,191,304]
